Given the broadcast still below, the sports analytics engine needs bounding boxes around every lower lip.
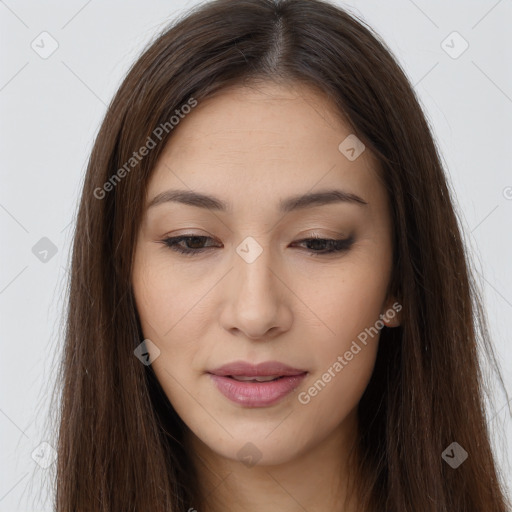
[209,373,307,407]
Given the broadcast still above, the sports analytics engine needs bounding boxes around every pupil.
[308,239,326,250]
[188,237,204,248]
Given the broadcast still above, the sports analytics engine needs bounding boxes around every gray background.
[1,0,511,509]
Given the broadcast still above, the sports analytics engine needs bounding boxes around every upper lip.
[208,360,307,377]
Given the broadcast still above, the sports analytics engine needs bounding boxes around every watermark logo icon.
[237,442,262,468]
[31,441,57,469]
[442,441,468,468]
[32,237,58,263]
[31,31,59,59]
[441,31,469,59]
[134,339,161,366]
[236,236,263,264]
[338,134,365,161]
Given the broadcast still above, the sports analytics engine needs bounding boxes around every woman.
[53,0,510,510]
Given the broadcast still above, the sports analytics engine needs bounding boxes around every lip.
[208,360,308,407]
[209,360,307,377]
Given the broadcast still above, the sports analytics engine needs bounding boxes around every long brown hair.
[49,0,511,510]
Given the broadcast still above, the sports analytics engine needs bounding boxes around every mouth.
[207,361,308,407]
[224,375,290,382]
[209,360,307,378]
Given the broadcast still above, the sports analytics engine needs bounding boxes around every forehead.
[146,82,386,217]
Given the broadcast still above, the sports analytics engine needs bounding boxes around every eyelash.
[159,234,354,257]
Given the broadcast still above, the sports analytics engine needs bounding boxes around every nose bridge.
[234,237,278,307]
[221,236,290,338]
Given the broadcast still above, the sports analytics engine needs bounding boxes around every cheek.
[132,261,205,407]
[132,251,209,343]
[294,255,390,347]
[131,257,211,416]
[291,258,388,408]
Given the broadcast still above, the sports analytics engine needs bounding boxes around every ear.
[380,296,402,328]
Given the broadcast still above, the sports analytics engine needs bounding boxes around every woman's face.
[132,81,398,466]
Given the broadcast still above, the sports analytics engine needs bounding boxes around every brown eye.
[292,235,354,256]
[161,236,219,256]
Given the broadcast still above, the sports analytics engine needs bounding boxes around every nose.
[218,242,293,341]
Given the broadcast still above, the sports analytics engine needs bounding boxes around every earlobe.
[382,315,400,328]
[380,296,402,328]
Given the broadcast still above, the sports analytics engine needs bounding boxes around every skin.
[131,81,400,512]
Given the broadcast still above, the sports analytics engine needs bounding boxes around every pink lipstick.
[208,361,307,407]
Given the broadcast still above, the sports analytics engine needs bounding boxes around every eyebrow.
[147,188,368,213]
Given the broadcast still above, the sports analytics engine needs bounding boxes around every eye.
[292,234,354,256]
[160,235,219,256]
[159,234,354,257]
